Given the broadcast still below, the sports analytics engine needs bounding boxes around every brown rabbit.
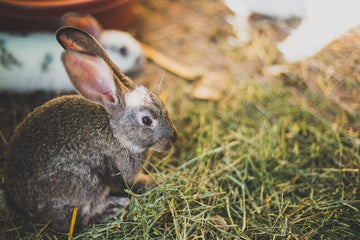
[0,27,177,231]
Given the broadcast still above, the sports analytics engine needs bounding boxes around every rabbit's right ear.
[61,50,127,108]
[56,27,136,90]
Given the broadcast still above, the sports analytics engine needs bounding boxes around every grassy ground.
[1,0,360,239]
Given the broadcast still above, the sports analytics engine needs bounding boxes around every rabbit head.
[57,27,177,153]
[61,13,145,75]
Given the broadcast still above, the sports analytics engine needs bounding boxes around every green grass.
[1,16,360,238]
[85,79,359,239]
[2,75,359,239]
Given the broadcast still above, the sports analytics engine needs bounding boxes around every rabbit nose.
[135,56,144,66]
[135,56,141,64]
[171,131,178,143]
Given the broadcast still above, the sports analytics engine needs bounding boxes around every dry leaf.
[211,215,230,231]
[192,85,223,101]
[262,64,288,77]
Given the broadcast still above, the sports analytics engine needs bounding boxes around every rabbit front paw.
[87,196,129,225]
[131,173,161,193]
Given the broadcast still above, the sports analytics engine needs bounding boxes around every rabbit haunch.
[0,27,177,231]
[0,29,143,92]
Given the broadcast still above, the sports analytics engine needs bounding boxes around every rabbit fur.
[0,27,177,231]
[0,13,144,92]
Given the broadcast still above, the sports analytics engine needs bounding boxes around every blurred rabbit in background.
[0,13,145,92]
[225,0,360,61]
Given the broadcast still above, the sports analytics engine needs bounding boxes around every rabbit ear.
[56,27,136,90]
[61,50,127,107]
[61,12,103,40]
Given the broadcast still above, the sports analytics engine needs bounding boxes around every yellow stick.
[68,207,78,240]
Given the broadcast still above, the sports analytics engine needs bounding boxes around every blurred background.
[0,0,360,238]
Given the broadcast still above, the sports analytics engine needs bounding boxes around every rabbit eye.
[119,46,128,57]
[142,116,153,127]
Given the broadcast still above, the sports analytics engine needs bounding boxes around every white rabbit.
[277,0,360,61]
[225,0,306,43]
[225,0,360,62]
[0,13,144,92]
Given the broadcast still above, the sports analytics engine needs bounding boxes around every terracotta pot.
[0,0,135,32]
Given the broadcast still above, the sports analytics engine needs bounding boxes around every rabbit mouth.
[150,138,173,152]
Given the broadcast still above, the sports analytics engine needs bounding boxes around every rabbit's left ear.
[56,27,136,90]
[61,50,127,108]
[61,12,103,40]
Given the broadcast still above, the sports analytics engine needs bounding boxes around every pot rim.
[0,0,131,16]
